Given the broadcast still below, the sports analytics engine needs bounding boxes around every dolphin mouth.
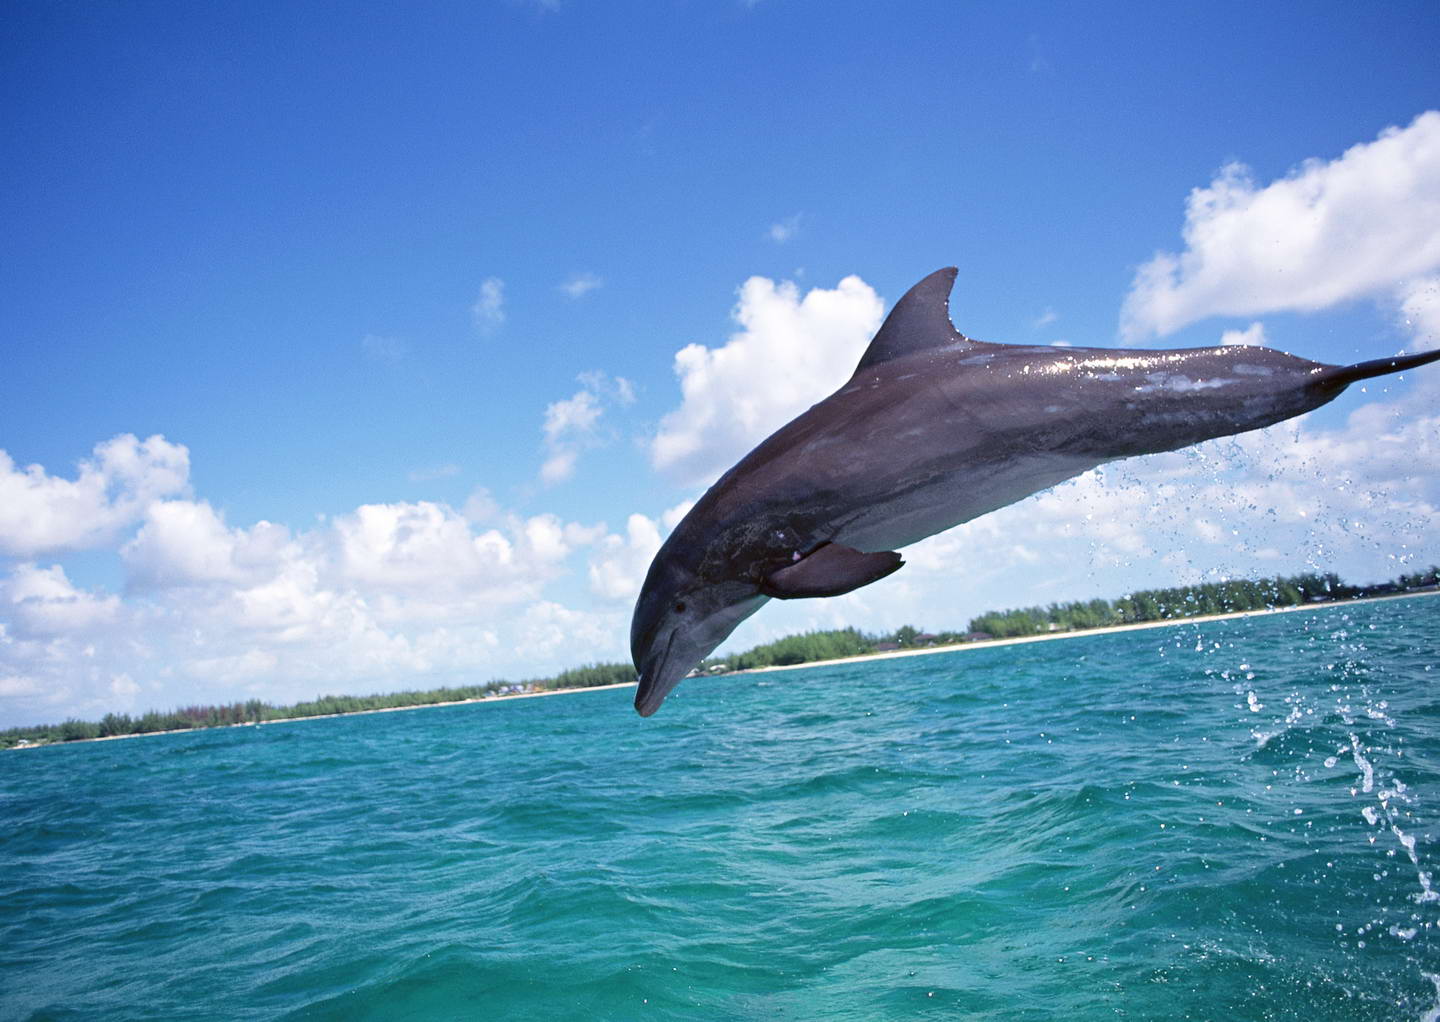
[634,629,679,717]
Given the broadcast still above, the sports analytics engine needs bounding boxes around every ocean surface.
[3,596,1438,1021]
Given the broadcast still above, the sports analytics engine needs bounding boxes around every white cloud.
[1122,111,1440,339]
[335,501,516,592]
[123,500,291,589]
[661,499,694,531]
[512,601,621,665]
[1033,307,1059,329]
[1220,322,1267,347]
[768,213,803,243]
[543,390,602,443]
[472,277,505,330]
[331,503,603,611]
[2,563,120,638]
[588,513,664,602]
[120,498,598,637]
[1398,275,1440,344]
[0,434,189,557]
[579,370,636,405]
[537,372,635,485]
[584,498,694,605]
[559,272,604,299]
[540,390,600,484]
[651,274,885,487]
[540,450,579,486]
[0,476,625,724]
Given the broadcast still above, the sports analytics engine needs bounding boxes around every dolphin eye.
[674,601,687,613]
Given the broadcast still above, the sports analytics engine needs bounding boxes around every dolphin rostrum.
[630,267,1440,716]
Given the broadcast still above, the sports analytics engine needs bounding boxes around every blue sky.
[4,2,1440,726]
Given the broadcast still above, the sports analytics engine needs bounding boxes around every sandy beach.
[733,588,1440,678]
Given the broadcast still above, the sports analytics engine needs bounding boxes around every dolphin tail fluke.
[1314,348,1440,392]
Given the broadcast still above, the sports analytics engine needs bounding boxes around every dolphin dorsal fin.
[853,267,973,375]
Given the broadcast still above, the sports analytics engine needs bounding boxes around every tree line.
[4,565,1435,749]
[967,572,1348,639]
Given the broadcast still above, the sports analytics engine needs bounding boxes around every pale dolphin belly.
[832,451,1100,553]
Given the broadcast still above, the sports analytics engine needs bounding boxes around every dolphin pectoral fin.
[761,543,903,600]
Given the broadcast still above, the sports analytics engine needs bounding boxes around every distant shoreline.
[10,589,1436,750]
[13,680,641,749]
[735,587,1440,678]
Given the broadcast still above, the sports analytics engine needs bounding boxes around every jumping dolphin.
[631,268,1440,716]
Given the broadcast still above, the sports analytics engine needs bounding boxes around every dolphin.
[630,267,1440,716]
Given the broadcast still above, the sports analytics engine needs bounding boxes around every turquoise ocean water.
[3,596,1438,1021]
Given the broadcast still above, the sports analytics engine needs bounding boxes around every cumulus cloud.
[559,272,604,299]
[123,500,292,590]
[1220,322,1267,347]
[512,601,621,664]
[1122,111,1440,339]
[472,276,506,330]
[579,370,635,405]
[337,502,531,594]
[651,274,885,487]
[588,513,664,602]
[538,371,636,485]
[2,563,120,639]
[543,390,602,442]
[0,472,624,724]
[0,434,189,557]
[541,390,600,484]
[584,498,694,605]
